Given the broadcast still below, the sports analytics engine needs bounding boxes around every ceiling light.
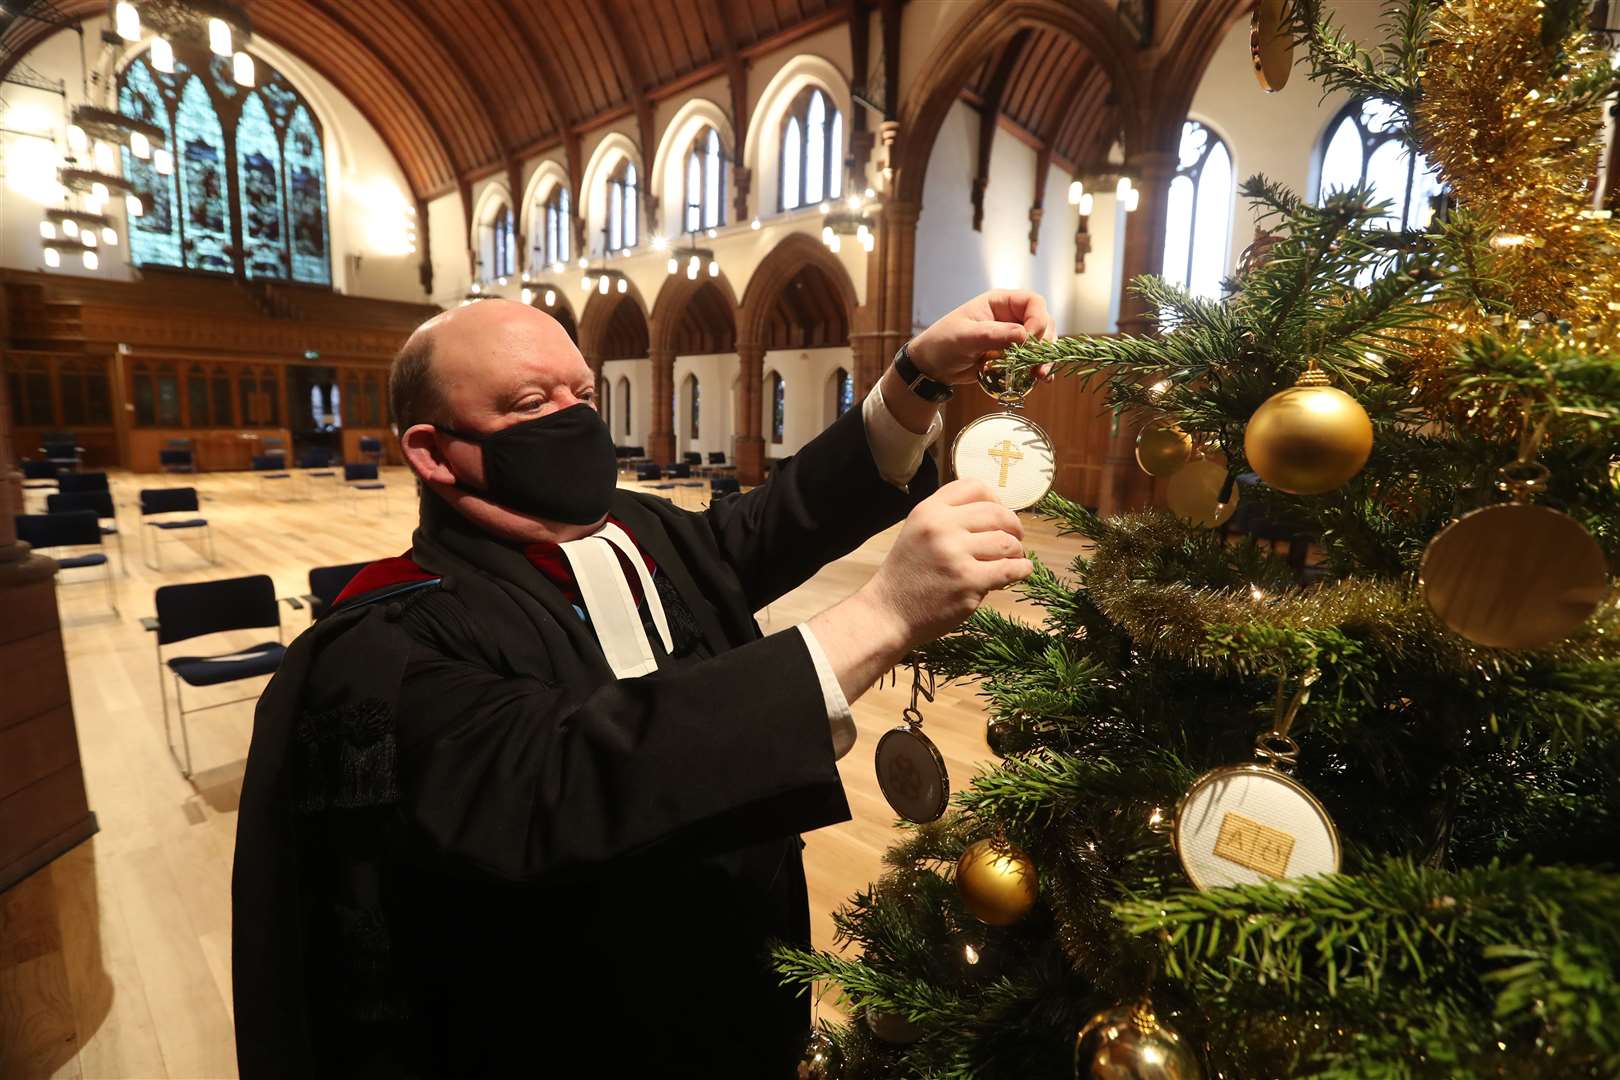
[1068,180,1084,205]
[598,274,609,295]
[750,217,760,230]
[707,259,718,277]
[150,36,175,74]
[82,229,98,248]
[581,275,592,291]
[544,288,556,306]
[577,255,588,269]
[233,51,254,87]
[666,256,678,275]
[706,227,716,239]
[520,287,533,304]
[498,276,508,287]
[1079,192,1094,215]
[102,226,118,246]
[40,221,56,240]
[154,148,174,175]
[82,249,99,270]
[91,181,109,202]
[63,218,79,238]
[129,131,151,159]
[44,246,61,268]
[616,276,627,293]
[93,141,115,173]
[66,124,88,156]
[209,17,233,57]
[115,2,141,41]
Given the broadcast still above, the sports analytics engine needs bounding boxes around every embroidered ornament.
[951,353,1056,511]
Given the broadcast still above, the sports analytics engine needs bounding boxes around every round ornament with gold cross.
[951,353,1057,511]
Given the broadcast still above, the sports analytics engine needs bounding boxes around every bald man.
[233,292,1054,1078]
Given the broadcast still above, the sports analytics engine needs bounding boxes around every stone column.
[0,343,97,893]
[734,342,766,484]
[864,196,918,398]
[1096,149,1179,517]
[648,348,676,466]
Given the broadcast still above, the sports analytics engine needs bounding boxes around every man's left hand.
[907,290,1056,385]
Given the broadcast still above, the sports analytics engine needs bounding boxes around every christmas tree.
[775,2,1620,1076]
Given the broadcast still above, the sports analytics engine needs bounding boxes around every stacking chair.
[682,452,703,466]
[15,511,118,614]
[297,449,339,496]
[21,458,60,490]
[149,574,286,778]
[47,489,126,575]
[57,471,109,494]
[139,487,215,569]
[260,436,287,462]
[159,447,195,473]
[358,435,384,464]
[667,462,692,479]
[635,462,663,482]
[251,453,293,497]
[41,433,82,472]
[305,560,371,620]
[344,463,387,513]
[708,451,728,467]
[710,475,741,498]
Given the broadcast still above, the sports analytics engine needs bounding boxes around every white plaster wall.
[601,357,652,450]
[763,345,853,458]
[0,20,426,301]
[672,352,738,458]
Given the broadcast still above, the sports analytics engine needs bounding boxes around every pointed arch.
[578,279,651,364]
[738,232,859,349]
[649,271,740,357]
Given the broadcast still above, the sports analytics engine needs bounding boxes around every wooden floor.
[0,467,1088,1079]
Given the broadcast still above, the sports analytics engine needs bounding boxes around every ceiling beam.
[491,0,581,136]
[971,31,1030,231]
[602,0,659,231]
[410,1,521,163]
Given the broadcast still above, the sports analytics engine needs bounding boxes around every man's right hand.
[862,480,1033,648]
[807,481,1034,705]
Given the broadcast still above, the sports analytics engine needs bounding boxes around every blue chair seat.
[306,470,336,478]
[351,482,386,490]
[262,473,291,481]
[167,641,286,688]
[24,480,57,489]
[57,553,108,569]
[152,518,209,530]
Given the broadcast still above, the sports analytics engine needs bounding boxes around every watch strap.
[893,344,955,403]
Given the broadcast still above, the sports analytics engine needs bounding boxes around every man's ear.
[400,423,456,487]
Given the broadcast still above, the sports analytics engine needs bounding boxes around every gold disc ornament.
[1421,495,1609,650]
[1074,1002,1204,1080]
[875,667,951,823]
[1249,0,1294,93]
[1135,424,1193,477]
[956,838,1038,926]
[1165,452,1239,528]
[1173,763,1341,890]
[951,354,1057,511]
[1244,365,1373,495]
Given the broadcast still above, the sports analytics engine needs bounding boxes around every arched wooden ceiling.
[961,26,1119,172]
[669,281,736,356]
[761,264,850,350]
[0,0,844,199]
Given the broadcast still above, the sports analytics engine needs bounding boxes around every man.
[233,289,1052,1077]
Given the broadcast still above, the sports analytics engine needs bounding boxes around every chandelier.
[1066,170,1138,272]
[67,104,166,168]
[111,1,257,87]
[521,283,563,309]
[820,187,879,254]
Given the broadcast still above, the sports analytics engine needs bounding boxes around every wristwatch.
[892,343,955,403]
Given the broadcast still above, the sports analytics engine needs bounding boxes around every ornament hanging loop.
[977,350,1036,408]
[904,664,936,729]
[1496,460,1550,502]
[1256,667,1319,770]
[1295,359,1330,387]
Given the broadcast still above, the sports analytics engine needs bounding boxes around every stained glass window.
[238,92,286,280]
[618,376,631,436]
[1161,121,1234,300]
[117,46,331,284]
[780,89,842,211]
[176,75,233,273]
[770,372,785,443]
[686,374,701,439]
[835,368,853,417]
[120,58,181,269]
[487,205,515,280]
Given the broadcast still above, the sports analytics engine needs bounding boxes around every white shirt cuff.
[796,623,855,760]
[861,379,942,490]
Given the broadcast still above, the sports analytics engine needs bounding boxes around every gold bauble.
[1244,376,1373,496]
[1249,0,1293,92]
[1074,1002,1203,1080]
[955,838,1038,926]
[977,350,1036,405]
[797,1028,842,1078]
[1135,425,1193,477]
[1164,453,1238,529]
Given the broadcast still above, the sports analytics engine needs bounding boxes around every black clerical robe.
[233,405,938,1078]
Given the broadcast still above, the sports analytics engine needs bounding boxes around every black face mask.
[435,403,617,525]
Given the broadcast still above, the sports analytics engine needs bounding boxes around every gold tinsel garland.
[1414,0,1620,336]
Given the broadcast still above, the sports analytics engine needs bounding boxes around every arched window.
[119,48,329,282]
[617,375,631,437]
[779,88,843,211]
[769,372,785,443]
[1316,98,1442,231]
[600,378,612,434]
[484,203,515,281]
[1160,120,1234,301]
[684,127,725,232]
[607,160,639,252]
[539,185,571,268]
[835,368,853,417]
[685,373,701,439]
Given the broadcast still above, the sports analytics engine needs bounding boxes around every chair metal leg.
[168,674,194,779]
[156,638,182,775]
[115,528,128,576]
[142,523,160,571]
[206,523,217,564]
[104,559,119,616]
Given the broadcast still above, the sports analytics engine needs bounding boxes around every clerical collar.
[555,521,673,679]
